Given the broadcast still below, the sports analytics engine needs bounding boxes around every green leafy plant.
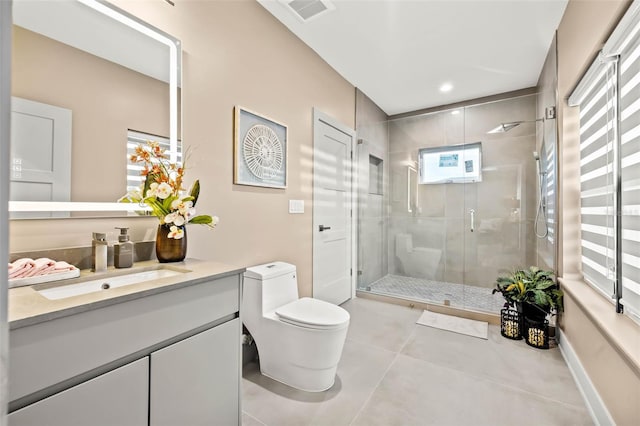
[493,266,564,315]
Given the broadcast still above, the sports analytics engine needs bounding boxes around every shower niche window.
[419,142,482,184]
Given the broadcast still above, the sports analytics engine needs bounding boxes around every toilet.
[395,233,442,279]
[242,261,350,392]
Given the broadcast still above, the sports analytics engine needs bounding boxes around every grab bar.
[469,209,475,233]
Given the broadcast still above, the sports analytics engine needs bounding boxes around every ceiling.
[257,0,568,116]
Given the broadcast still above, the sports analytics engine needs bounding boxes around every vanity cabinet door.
[150,318,240,426]
[8,357,148,426]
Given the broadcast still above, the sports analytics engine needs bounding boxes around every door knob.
[319,225,331,232]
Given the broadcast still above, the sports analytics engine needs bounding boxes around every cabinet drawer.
[9,358,148,426]
[10,274,240,402]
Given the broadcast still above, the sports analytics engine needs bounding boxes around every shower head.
[487,118,544,134]
[487,122,521,134]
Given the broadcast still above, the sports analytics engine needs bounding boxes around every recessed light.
[440,83,453,93]
[451,110,460,115]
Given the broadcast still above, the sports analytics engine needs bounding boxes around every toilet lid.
[275,297,350,329]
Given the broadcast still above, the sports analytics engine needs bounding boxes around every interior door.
[313,110,354,305]
[10,97,72,217]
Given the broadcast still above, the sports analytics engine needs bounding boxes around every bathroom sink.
[37,268,188,300]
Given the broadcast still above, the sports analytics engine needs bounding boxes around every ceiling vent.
[281,0,335,22]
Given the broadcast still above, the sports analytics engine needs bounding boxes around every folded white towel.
[9,258,78,280]
[23,258,56,278]
[54,261,77,271]
[8,258,35,279]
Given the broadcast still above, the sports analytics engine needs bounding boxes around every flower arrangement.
[119,141,218,239]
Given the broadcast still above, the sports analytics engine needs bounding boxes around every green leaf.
[189,215,213,224]
[189,180,201,207]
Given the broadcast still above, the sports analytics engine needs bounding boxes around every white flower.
[155,182,173,199]
[164,212,186,226]
[211,216,220,226]
[146,182,159,198]
[168,225,184,239]
[171,198,193,215]
[173,214,186,226]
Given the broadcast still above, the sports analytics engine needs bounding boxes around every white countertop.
[9,259,245,329]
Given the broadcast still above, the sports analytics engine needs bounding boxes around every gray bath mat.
[416,310,488,339]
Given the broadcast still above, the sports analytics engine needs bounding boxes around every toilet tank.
[244,262,298,314]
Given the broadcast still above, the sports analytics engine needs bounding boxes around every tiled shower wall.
[356,90,389,287]
[387,94,539,288]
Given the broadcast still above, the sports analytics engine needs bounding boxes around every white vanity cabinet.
[8,268,242,426]
[150,318,240,426]
[8,358,149,426]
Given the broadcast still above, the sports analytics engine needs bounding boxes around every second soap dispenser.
[114,227,134,268]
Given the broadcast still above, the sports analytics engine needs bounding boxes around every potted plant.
[119,141,219,262]
[494,266,563,316]
[493,267,563,343]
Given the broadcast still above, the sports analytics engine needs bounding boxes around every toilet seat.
[275,297,350,330]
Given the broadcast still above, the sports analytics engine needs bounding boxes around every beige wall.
[556,1,639,424]
[12,26,169,203]
[9,0,356,297]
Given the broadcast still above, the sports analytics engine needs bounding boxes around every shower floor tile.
[365,274,504,313]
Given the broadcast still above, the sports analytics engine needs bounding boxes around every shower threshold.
[362,274,504,314]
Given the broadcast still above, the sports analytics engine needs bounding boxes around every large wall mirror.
[9,0,181,218]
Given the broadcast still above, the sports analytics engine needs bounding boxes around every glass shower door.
[462,96,537,313]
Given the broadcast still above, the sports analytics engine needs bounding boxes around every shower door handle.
[469,209,476,233]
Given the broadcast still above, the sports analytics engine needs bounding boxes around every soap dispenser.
[92,232,108,272]
[114,227,134,268]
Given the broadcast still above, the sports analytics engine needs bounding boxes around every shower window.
[418,142,482,184]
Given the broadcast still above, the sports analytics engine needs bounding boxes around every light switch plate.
[289,200,304,214]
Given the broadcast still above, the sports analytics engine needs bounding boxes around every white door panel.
[10,97,72,218]
[313,110,354,305]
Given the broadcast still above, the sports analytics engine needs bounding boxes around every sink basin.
[37,268,187,300]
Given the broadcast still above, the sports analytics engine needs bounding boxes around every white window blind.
[544,140,556,245]
[619,34,640,320]
[126,130,182,194]
[579,62,617,300]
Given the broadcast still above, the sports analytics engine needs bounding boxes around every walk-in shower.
[355,92,557,315]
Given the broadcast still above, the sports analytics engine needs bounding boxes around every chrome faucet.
[92,232,108,272]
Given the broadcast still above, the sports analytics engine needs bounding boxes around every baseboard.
[556,329,614,426]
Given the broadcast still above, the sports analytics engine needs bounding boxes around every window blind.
[544,139,556,245]
[126,130,182,194]
[619,34,640,320]
[579,62,617,300]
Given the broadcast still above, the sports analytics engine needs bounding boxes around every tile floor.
[365,274,504,314]
[241,297,592,426]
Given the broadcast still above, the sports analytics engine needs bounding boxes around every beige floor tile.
[242,412,267,426]
[341,297,423,352]
[242,338,396,426]
[352,354,592,426]
[401,323,585,407]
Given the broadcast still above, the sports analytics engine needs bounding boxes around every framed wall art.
[233,106,288,189]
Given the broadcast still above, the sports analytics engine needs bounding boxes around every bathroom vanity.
[7,259,244,426]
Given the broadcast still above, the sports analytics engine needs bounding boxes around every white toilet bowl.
[395,233,442,279]
[243,262,350,392]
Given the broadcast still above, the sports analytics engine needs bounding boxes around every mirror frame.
[9,0,181,215]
